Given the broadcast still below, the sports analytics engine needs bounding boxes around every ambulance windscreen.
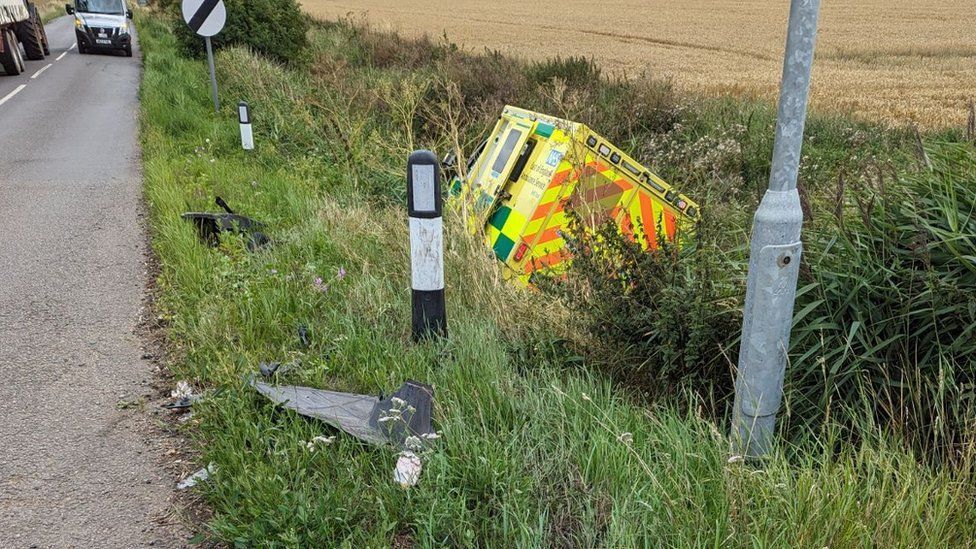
[491,129,523,175]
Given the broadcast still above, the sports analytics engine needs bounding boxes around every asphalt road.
[0,16,186,547]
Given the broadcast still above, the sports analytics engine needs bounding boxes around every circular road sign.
[182,0,226,37]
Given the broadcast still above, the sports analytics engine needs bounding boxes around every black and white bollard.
[238,101,254,150]
[407,150,447,341]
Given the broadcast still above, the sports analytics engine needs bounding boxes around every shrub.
[170,0,309,65]
[545,196,744,401]
[358,27,440,70]
[527,55,601,89]
[437,48,531,109]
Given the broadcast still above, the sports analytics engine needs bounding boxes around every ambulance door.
[471,122,533,220]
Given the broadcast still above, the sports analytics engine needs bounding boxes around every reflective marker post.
[407,150,447,341]
[732,0,821,459]
[238,101,253,150]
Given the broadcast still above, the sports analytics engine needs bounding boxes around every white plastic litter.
[177,463,216,489]
[393,451,423,488]
[172,380,193,399]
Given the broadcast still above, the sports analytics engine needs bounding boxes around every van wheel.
[124,45,132,57]
[0,30,21,75]
[16,4,46,60]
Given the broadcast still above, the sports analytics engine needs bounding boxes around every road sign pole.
[205,36,218,112]
[407,150,447,341]
[732,0,821,459]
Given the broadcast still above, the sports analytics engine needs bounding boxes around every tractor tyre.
[17,5,46,61]
[13,31,26,72]
[1,29,23,75]
[40,11,50,55]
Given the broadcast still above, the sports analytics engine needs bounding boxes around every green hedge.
[164,0,308,65]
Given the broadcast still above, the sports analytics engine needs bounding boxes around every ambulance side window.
[491,129,523,175]
[508,139,537,182]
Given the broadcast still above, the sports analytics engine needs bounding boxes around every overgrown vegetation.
[137,11,976,546]
[556,145,976,458]
[327,16,976,460]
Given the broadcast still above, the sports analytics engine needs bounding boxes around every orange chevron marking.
[664,210,677,240]
[525,249,568,274]
[640,194,658,249]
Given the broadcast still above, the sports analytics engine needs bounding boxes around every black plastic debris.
[163,380,201,411]
[181,196,269,251]
[297,324,311,350]
[163,396,194,410]
[258,360,297,378]
[251,379,434,447]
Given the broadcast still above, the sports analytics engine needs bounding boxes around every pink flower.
[337,266,346,280]
[313,276,329,293]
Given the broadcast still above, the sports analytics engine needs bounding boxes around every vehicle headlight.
[120,22,128,32]
[74,18,82,27]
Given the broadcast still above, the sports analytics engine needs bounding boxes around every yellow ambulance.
[451,106,700,284]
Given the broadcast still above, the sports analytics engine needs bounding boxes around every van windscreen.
[77,0,124,14]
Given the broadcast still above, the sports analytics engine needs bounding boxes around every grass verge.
[137,14,976,546]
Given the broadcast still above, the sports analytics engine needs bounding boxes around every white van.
[65,0,133,57]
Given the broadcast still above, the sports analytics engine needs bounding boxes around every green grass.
[137,14,976,547]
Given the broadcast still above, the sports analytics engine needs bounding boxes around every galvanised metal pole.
[732,0,821,459]
[205,36,219,112]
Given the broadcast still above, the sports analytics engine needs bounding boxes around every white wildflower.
[404,436,423,451]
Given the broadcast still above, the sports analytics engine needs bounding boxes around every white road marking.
[56,51,68,61]
[0,84,27,107]
[69,42,77,50]
[30,63,53,79]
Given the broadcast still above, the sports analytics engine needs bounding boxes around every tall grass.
[137,14,976,546]
[789,143,976,455]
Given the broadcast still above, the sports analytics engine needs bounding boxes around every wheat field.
[303,0,974,129]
